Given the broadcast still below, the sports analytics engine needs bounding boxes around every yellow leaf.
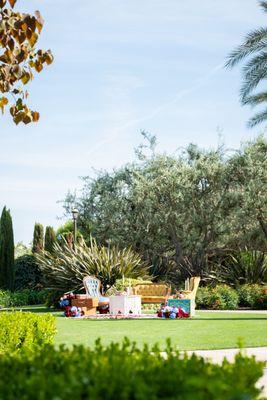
[29,31,38,47]
[0,96,8,114]
[32,111,39,122]
[8,0,17,8]
[21,72,30,85]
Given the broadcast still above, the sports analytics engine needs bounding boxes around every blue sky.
[0,0,266,244]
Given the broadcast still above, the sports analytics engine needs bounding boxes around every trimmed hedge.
[0,289,48,308]
[0,311,56,354]
[0,339,264,399]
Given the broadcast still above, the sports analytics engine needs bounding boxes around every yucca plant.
[35,238,149,294]
[208,249,267,286]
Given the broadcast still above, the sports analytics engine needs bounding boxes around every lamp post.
[71,208,78,248]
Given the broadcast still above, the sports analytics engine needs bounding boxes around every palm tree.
[226,1,267,128]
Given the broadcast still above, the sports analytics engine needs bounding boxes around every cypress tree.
[44,226,56,253]
[32,223,44,253]
[0,206,15,290]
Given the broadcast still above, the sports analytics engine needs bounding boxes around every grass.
[16,306,267,350]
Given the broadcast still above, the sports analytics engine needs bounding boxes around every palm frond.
[243,51,267,79]
[240,66,267,98]
[260,1,267,12]
[225,28,267,68]
[247,108,267,128]
[242,91,267,106]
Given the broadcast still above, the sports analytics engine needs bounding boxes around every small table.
[109,295,141,316]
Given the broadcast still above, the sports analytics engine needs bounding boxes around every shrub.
[0,339,264,399]
[237,284,263,308]
[253,294,267,309]
[210,250,267,286]
[0,289,48,308]
[14,254,42,290]
[36,238,149,293]
[196,286,212,309]
[196,285,239,310]
[0,312,56,354]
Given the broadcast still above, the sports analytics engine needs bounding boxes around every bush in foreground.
[0,339,264,399]
[0,312,56,354]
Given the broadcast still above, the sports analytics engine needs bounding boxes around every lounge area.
[60,275,201,319]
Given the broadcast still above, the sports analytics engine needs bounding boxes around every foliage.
[0,288,48,307]
[0,339,264,399]
[63,136,267,279]
[226,1,267,127]
[14,254,42,290]
[14,241,30,258]
[196,285,239,310]
[253,292,267,309]
[0,206,14,290]
[237,284,264,308]
[0,0,53,124]
[36,238,149,294]
[209,250,267,286]
[44,226,56,253]
[0,311,55,354]
[106,277,153,295]
[32,222,44,253]
[56,220,82,247]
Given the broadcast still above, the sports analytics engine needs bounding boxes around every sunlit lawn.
[18,306,267,350]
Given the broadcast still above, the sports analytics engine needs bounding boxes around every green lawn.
[18,306,267,350]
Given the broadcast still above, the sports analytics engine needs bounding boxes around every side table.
[71,297,99,316]
[109,295,141,315]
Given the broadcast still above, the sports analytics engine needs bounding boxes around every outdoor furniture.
[167,298,195,317]
[71,297,99,316]
[109,295,141,316]
[180,276,200,300]
[132,283,171,304]
[83,275,109,307]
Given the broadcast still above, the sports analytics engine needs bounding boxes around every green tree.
[63,136,267,280]
[226,1,267,127]
[32,223,44,254]
[14,254,41,290]
[0,206,14,290]
[44,226,56,253]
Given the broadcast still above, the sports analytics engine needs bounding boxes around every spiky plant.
[226,1,267,127]
[208,249,267,286]
[35,238,149,294]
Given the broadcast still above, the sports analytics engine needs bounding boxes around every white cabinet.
[109,295,141,315]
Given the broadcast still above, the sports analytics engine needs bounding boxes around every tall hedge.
[32,223,44,253]
[0,207,14,290]
[14,254,42,290]
[44,226,56,253]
